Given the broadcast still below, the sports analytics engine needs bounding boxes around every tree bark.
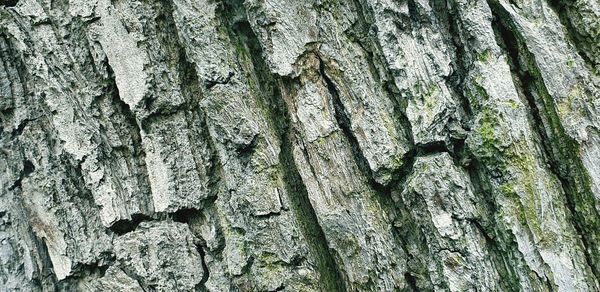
[1,0,599,291]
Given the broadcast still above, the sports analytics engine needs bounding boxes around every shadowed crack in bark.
[217,1,348,290]
[489,0,600,281]
[2,0,600,290]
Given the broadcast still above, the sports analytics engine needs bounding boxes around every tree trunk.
[1,0,599,290]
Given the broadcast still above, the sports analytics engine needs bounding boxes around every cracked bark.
[1,0,600,291]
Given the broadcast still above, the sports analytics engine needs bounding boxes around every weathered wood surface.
[1,0,599,290]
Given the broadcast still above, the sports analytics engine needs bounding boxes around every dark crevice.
[545,0,597,72]
[544,275,556,292]
[64,253,114,281]
[0,0,18,7]
[465,217,496,246]
[403,272,418,291]
[7,176,21,191]
[36,238,61,286]
[380,140,459,210]
[405,0,421,27]
[109,214,153,235]
[443,0,502,245]
[217,2,347,289]
[117,265,150,292]
[10,118,36,138]
[141,0,206,117]
[489,0,600,283]
[343,0,383,88]
[464,159,525,291]
[413,141,450,157]
[22,159,35,176]
[348,0,415,148]
[396,207,434,290]
[344,0,445,217]
[234,133,259,159]
[195,243,210,287]
[1,33,34,142]
[112,207,209,236]
[431,0,476,167]
[104,63,142,153]
[204,72,234,89]
[319,54,444,290]
[65,155,90,201]
[318,56,374,184]
[8,159,35,191]
[237,256,255,277]
[175,41,221,203]
[105,65,139,136]
[343,2,443,289]
[436,1,537,289]
[171,208,201,223]
[270,284,285,292]
[103,61,155,215]
[441,0,474,121]
[318,54,421,192]
[200,112,222,197]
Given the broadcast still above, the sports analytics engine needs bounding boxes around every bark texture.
[1,0,599,291]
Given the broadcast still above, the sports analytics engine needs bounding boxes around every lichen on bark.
[1,0,599,291]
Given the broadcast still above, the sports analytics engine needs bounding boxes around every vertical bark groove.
[219,3,348,289]
[489,1,600,281]
[2,0,600,290]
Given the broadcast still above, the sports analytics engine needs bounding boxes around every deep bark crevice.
[318,56,373,185]
[489,0,600,283]
[403,272,418,291]
[345,2,440,288]
[441,0,474,122]
[463,160,522,290]
[349,0,415,146]
[0,0,18,7]
[545,0,597,73]
[60,257,114,286]
[319,52,466,290]
[439,1,541,289]
[9,117,36,138]
[109,214,153,235]
[8,159,35,191]
[1,33,35,141]
[216,2,348,290]
[3,0,600,290]
[474,4,561,289]
[103,61,156,217]
[194,243,210,288]
[204,72,235,90]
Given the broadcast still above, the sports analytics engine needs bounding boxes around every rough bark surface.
[1,0,599,291]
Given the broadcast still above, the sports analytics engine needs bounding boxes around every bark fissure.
[103,61,155,223]
[318,56,373,183]
[350,0,414,142]
[7,159,34,191]
[0,0,18,7]
[442,2,528,289]
[545,0,598,72]
[3,0,600,290]
[489,0,600,281]
[109,214,153,235]
[195,243,210,287]
[218,3,348,288]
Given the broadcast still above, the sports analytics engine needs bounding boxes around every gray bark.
[1,0,599,291]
